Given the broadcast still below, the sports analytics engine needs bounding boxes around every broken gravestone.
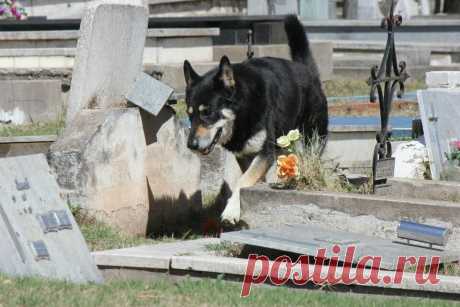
[66,1,148,123]
[418,72,460,179]
[0,154,102,283]
[49,0,173,236]
[49,109,148,235]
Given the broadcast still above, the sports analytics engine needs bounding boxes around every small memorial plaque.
[126,72,173,116]
[375,158,395,181]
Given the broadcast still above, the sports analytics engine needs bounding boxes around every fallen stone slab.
[48,108,148,235]
[221,224,460,270]
[66,1,148,122]
[93,238,220,270]
[240,184,460,228]
[0,154,102,283]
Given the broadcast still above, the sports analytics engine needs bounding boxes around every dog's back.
[229,15,328,145]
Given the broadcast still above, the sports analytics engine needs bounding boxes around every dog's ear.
[217,56,235,89]
[184,60,200,87]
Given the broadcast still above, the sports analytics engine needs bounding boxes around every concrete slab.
[66,2,148,122]
[376,178,460,203]
[221,224,460,270]
[417,87,460,179]
[93,238,220,270]
[0,154,102,283]
[0,80,62,124]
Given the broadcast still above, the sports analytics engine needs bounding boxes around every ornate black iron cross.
[369,0,410,190]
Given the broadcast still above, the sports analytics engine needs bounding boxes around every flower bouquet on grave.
[0,0,27,20]
[442,140,460,182]
[270,130,302,190]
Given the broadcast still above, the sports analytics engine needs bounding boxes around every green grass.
[0,274,458,307]
[71,205,176,251]
[0,120,65,137]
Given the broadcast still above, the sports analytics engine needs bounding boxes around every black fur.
[184,15,328,167]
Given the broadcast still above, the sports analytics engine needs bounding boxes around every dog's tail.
[284,15,310,64]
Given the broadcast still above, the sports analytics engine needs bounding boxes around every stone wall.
[22,0,246,19]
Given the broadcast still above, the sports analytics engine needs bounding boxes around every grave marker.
[0,154,102,283]
[418,72,460,179]
[66,1,149,122]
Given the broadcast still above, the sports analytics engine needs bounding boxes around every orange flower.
[277,154,299,180]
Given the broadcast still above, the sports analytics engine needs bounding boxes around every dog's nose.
[188,138,199,150]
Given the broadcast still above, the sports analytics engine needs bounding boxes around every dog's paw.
[221,195,241,225]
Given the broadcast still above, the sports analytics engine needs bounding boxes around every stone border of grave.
[376,178,460,202]
[93,238,460,298]
[240,184,460,229]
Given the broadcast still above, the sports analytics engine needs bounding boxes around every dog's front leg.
[221,155,272,224]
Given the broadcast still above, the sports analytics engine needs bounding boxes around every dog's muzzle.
[188,128,223,156]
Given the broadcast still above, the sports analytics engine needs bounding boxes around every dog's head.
[183,56,237,155]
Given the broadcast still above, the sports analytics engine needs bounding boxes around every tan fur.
[237,156,270,190]
[195,125,209,138]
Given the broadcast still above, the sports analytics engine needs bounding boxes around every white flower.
[277,135,291,148]
[287,129,301,142]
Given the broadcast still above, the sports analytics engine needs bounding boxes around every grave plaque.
[126,72,173,116]
[0,154,102,283]
[375,158,396,181]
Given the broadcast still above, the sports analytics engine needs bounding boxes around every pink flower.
[451,141,460,151]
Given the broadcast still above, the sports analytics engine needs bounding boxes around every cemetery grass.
[1,274,459,307]
[0,120,65,137]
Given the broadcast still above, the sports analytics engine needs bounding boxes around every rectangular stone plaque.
[0,154,102,283]
[126,72,173,116]
[221,224,459,270]
[375,158,395,181]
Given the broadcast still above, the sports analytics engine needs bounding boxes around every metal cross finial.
[247,29,254,60]
[369,0,410,190]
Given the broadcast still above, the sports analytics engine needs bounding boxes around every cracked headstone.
[66,1,149,122]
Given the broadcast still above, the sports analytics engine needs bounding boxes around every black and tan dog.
[184,15,328,224]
